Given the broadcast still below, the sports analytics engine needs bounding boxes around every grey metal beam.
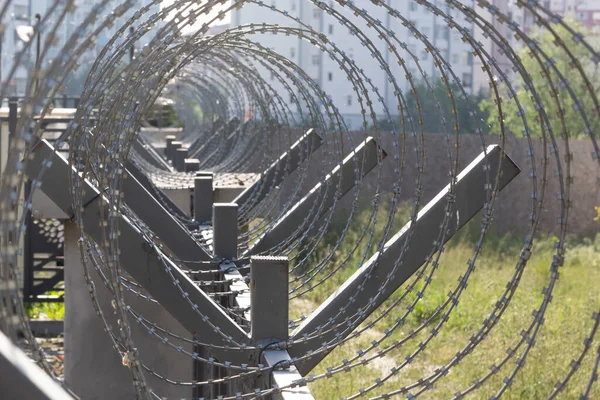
[245,137,385,256]
[190,130,220,159]
[124,160,187,219]
[119,161,212,262]
[190,118,238,160]
[289,145,521,375]
[233,129,323,210]
[0,330,74,400]
[25,141,252,364]
[132,138,171,171]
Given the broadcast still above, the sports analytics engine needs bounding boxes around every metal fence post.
[198,203,239,398]
[250,256,289,344]
[250,256,314,399]
[169,141,182,163]
[174,147,188,172]
[194,176,213,224]
[8,97,18,142]
[165,135,176,157]
[184,159,200,172]
[212,203,238,260]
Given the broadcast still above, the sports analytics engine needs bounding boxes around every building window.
[291,1,296,11]
[436,26,449,40]
[462,73,472,87]
[452,54,459,65]
[328,72,333,81]
[409,1,417,11]
[271,71,276,81]
[312,55,320,65]
[346,96,352,106]
[13,4,28,20]
[328,24,334,34]
[421,50,428,60]
[313,8,320,18]
[463,52,473,66]
[291,47,296,58]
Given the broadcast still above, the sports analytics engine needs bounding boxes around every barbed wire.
[0,0,599,399]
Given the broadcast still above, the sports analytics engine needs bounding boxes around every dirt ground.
[17,336,65,380]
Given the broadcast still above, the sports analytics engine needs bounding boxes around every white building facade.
[1,0,162,97]
[231,0,477,129]
[1,0,31,96]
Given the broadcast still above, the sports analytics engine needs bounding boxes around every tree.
[375,79,491,135]
[404,80,490,135]
[479,19,600,139]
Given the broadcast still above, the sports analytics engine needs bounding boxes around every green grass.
[290,201,600,399]
[25,291,65,320]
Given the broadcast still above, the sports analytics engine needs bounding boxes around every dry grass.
[290,203,600,399]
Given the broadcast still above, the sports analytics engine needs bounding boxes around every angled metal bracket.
[233,129,323,211]
[25,141,253,364]
[289,145,521,374]
[0,330,74,400]
[244,136,386,256]
[132,137,172,171]
[32,140,211,263]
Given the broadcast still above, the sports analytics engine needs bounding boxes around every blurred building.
[231,0,477,129]
[0,0,162,97]
[512,0,600,34]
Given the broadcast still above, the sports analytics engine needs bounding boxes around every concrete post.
[248,256,313,399]
[184,159,200,172]
[63,221,194,399]
[164,135,176,157]
[196,171,214,177]
[194,176,213,223]
[174,147,188,172]
[250,256,289,344]
[8,97,17,142]
[212,203,238,260]
[169,141,182,162]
